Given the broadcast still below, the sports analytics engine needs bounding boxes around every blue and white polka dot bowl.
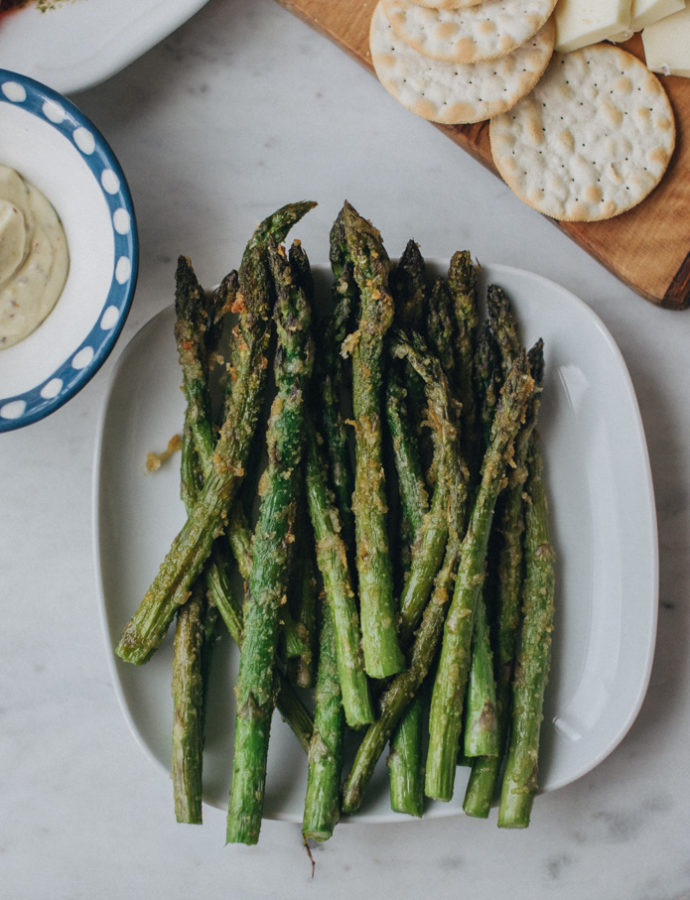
[0,69,138,431]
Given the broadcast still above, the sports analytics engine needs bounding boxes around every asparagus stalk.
[426,261,499,765]
[389,332,462,643]
[498,434,555,828]
[204,538,316,757]
[448,251,480,474]
[284,251,332,691]
[174,261,252,623]
[462,597,499,759]
[282,615,312,664]
[487,284,522,381]
[170,262,227,825]
[286,505,318,689]
[422,276,457,487]
[388,688,425,818]
[302,596,345,842]
[462,523,500,766]
[342,201,404,678]
[461,572,500,767]
[462,322,502,794]
[496,338,545,675]
[171,583,207,824]
[323,208,357,547]
[225,504,305,658]
[425,352,535,802]
[472,321,502,449]
[171,410,216,825]
[305,419,374,728]
[464,340,545,816]
[427,277,456,384]
[390,238,427,334]
[448,251,479,389]
[389,240,428,437]
[341,533,462,815]
[116,202,315,665]
[384,361,427,585]
[227,503,253,584]
[384,345,431,818]
[387,330,463,816]
[384,362,428,816]
[226,489,310,664]
[201,514,314,755]
[226,238,314,845]
[172,256,220,465]
[206,522,315,756]
[423,273,498,764]
[171,464,214,824]
[342,334,469,815]
[275,679,314,755]
[385,364,429,543]
[200,467,314,750]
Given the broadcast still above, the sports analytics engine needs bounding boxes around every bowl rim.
[0,67,139,432]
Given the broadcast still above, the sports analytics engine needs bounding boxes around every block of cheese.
[631,0,686,28]
[610,0,686,40]
[554,0,631,53]
[642,5,690,76]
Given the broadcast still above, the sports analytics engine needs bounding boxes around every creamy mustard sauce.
[0,165,69,349]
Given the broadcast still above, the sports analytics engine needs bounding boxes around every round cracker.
[489,45,676,222]
[381,0,558,64]
[370,2,555,125]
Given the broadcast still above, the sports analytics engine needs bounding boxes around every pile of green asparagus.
[115,200,556,844]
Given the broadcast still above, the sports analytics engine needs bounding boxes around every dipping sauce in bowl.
[0,68,138,431]
[0,163,69,349]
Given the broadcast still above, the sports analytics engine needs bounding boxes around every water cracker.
[381,0,558,64]
[370,2,555,124]
[489,45,676,221]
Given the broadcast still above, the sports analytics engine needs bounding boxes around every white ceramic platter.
[0,0,210,95]
[93,263,658,823]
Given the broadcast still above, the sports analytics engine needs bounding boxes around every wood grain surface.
[274,0,690,309]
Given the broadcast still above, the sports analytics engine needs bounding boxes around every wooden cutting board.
[274,0,690,309]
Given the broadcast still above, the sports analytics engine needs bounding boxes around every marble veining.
[3,0,690,897]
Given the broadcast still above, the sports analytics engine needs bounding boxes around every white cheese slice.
[642,5,690,76]
[609,0,686,40]
[632,0,686,28]
[554,1,632,53]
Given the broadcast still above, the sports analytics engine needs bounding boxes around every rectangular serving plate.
[93,262,658,822]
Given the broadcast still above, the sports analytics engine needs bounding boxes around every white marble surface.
[2,1,690,897]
